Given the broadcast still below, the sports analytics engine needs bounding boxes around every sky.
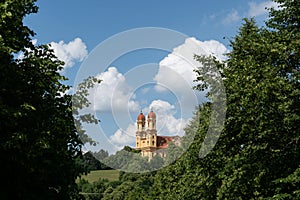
[24,0,278,154]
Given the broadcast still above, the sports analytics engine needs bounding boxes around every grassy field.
[78,170,119,183]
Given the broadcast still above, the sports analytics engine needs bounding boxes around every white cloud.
[154,37,228,109]
[248,1,279,17]
[50,37,88,68]
[222,9,240,25]
[93,67,140,112]
[149,100,188,137]
[110,123,136,146]
[199,40,229,61]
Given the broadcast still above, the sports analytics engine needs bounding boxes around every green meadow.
[78,170,119,183]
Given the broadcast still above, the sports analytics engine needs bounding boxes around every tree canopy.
[0,0,96,199]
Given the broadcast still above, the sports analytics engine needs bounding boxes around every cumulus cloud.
[93,67,140,112]
[50,37,88,68]
[222,9,240,25]
[154,37,228,109]
[149,100,188,137]
[110,123,136,146]
[248,1,279,17]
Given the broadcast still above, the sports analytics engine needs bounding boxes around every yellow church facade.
[135,110,181,160]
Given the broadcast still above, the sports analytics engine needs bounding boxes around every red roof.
[137,112,145,120]
[148,111,156,118]
[156,136,176,149]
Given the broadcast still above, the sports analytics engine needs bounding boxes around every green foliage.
[102,146,149,173]
[0,1,99,199]
[78,178,111,200]
[72,76,101,146]
[93,149,109,161]
[164,142,183,165]
[83,152,102,171]
[82,150,110,171]
[0,0,38,54]
[271,166,300,199]
[149,1,300,199]
[78,170,155,200]
[217,11,298,199]
[150,103,218,200]
[102,172,155,200]
[149,155,164,170]
[123,145,141,153]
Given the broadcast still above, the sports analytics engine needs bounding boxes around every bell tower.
[136,111,146,149]
[147,110,157,152]
[147,109,156,130]
[136,110,158,159]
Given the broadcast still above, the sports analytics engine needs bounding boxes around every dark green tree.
[150,104,216,200]
[102,146,147,173]
[150,1,299,199]
[92,149,110,170]
[83,151,102,171]
[193,7,299,200]
[164,143,177,164]
[149,155,164,170]
[93,149,109,161]
[102,172,155,200]
[0,0,99,199]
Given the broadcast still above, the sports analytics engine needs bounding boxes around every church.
[135,110,181,160]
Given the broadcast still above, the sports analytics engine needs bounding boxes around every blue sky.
[24,0,277,154]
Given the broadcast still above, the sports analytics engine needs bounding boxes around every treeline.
[83,150,111,171]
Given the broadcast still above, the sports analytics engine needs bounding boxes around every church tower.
[135,110,157,159]
[136,111,146,150]
[147,110,157,148]
[135,110,182,160]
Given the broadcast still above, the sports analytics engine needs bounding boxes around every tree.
[149,155,164,170]
[0,0,97,199]
[93,149,109,161]
[83,151,102,171]
[150,104,217,200]
[92,149,110,170]
[265,0,300,198]
[102,146,148,173]
[193,12,299,200]
[150,1,299,199]
[163,142,184,166]
[102,171,155,200]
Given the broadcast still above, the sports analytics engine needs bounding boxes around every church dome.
[148,110,156,118]
[137,112,145,121]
